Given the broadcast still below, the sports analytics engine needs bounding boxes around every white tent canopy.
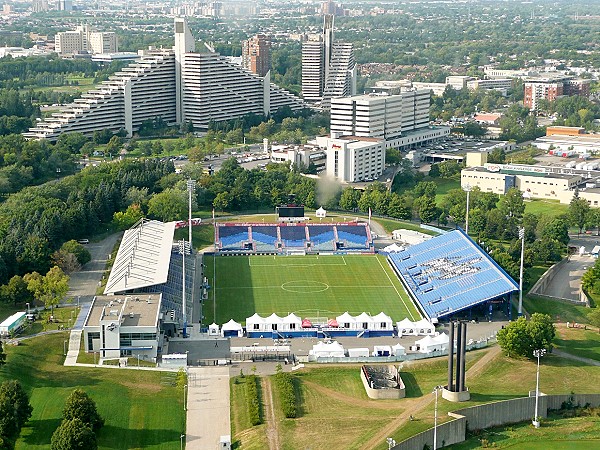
[392,343,406,356]
[221,319,243,337]
[309,341,345,358]
[413,318,435,335]
[336,312,356,329]
[383,243,405,253]
[281,313,302,332]
[355,312,373,329]
[208,322,219,336]
[372,312,393,331]
[372,345,392,356]
[416,333,449,353]
[316,207,327,218]
[396,318,435,336]
[246,313,267,333]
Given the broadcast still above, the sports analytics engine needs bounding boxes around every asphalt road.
[536,254,590,301]
[66,232,122,302]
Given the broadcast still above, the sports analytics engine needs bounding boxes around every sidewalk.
[185,366,230,449]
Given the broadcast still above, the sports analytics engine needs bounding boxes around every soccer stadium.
[206,224,519,335]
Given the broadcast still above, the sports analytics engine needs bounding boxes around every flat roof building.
[83,294,162,361]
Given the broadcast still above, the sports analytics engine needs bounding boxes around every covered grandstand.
[104,219,201,334]
[215,222,373,254]
[387,229,518,321]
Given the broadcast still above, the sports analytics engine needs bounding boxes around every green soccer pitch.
[202,254,421,325]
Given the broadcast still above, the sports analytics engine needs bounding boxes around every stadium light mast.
[187,179,196,250]
[518,227,525,316]
[433,385,443,450]
[532,348,546,428]
[463,183,472,234]
[178,239,190,338]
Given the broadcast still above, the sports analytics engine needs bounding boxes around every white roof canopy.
[221,319,242,331]
[336,312,356,323]
[104,219,176,294]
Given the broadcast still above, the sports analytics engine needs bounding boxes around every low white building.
[83,294,162,361]
[392,229,433,246]
[322,136,385,183]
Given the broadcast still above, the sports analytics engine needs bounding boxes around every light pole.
[532,348,546,428]
[183,384,188,411]
[187,179,196,249]
[137,354,140,369]
[178,240,190,338]
[63,339,67,356]
[518,227,525,316]
[463,183,472,234]
[433,385,443,449]
[180,433,185,450]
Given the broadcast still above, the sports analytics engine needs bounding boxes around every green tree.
[568,195,590,235]
[3,275,31,306]
[112,204,144,230]
[498,187,525,220]
[0,342,4,367]
[497,314,555,358]
[587,308,600,332]
[60,241,91,266]
[105,136,123,158]
[0,380,32,444]
[339,187,361,211]
[62,389,104,432]
[147,188,187,221]
[417,196,437,223]
[24,266,70,314]
[50,418,97,450]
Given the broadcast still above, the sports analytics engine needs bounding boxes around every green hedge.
[274,372,297,418]
[245,375,262,426]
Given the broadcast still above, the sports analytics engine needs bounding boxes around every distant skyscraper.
[321,0,345,16]
[301,15,356,108]
[241,34,271,77]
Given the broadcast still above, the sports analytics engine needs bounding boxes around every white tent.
[208,322,219,336]
[413,318,435,335]
[336,312,356,329]
[397,318,416,336]
[265,313,283,331]
[221,319,243,337]
[392,343,406,356]
[246,313,267,333]
[316,207,327,218]
[355,312,374,330]
[348,348,370,357]
[416,333,449,353]
[309,341,345,358]
[383,243,405,253]
[372,312,393,331]
[281,313,302,332]
[372,345,392,356]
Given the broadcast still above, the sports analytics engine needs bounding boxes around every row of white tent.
[309,333,449,358]
[212,315,437,337]
[396,318,436,337]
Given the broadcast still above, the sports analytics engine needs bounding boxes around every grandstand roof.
[104,219,176,295]
[388,229,518,320]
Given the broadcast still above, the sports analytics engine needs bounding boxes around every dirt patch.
[262,377,280,450]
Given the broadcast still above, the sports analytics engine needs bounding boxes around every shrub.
[245,375,262,426]
[274,372,297,419]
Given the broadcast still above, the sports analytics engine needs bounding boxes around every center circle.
[281,280,330,293]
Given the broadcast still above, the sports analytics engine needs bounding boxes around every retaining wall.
[392,393,600,450]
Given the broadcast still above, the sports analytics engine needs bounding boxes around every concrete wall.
[529,258,588,305]
[392,393,600,450]
[360,365,406,399]
[392,416,466,450]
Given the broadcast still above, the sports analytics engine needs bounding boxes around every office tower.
[241,34,271,77]
[301,15,356,108]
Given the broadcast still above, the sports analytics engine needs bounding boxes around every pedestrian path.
[64,329,82,366]
[185,366,230,449]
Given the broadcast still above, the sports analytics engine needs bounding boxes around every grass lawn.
[433,177,460,204]
[370,217,439,235]
[523,295,591,324]
[204,254,420,324]
[230,376,268,450]
[174,223,215,251]
[448,413,600,449]
[524,199,569,218]
[555,325,600,361]
[0,333,184,450]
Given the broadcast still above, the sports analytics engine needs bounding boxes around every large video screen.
[278,206,304,217]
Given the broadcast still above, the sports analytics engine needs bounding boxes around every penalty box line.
[247,255,348,267]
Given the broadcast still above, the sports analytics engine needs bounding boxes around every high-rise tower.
[301,15,356,108]
[242,34,271,77]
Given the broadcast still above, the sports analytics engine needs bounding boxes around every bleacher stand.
[336,225,369,249]
[280,225,308,248]
[218,225,250,250]
[252,225,279,252]
[308,225,336,251]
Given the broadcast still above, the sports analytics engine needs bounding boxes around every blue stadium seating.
[308,225,336,251]
[388,230,518,319]
[280,226,307,248]
[337,226,368,248]
[218,225,249,250]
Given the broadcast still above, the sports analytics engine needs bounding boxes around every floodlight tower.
[532,348,546,428]
[178,239,190,338]
[463,183,472,234]
[518,227,525,316]
[187,179,196,250]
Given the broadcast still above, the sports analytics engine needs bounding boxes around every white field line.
[376,256,416,321]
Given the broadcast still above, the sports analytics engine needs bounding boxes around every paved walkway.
[185,366,231,449]
[553,349,600,367]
